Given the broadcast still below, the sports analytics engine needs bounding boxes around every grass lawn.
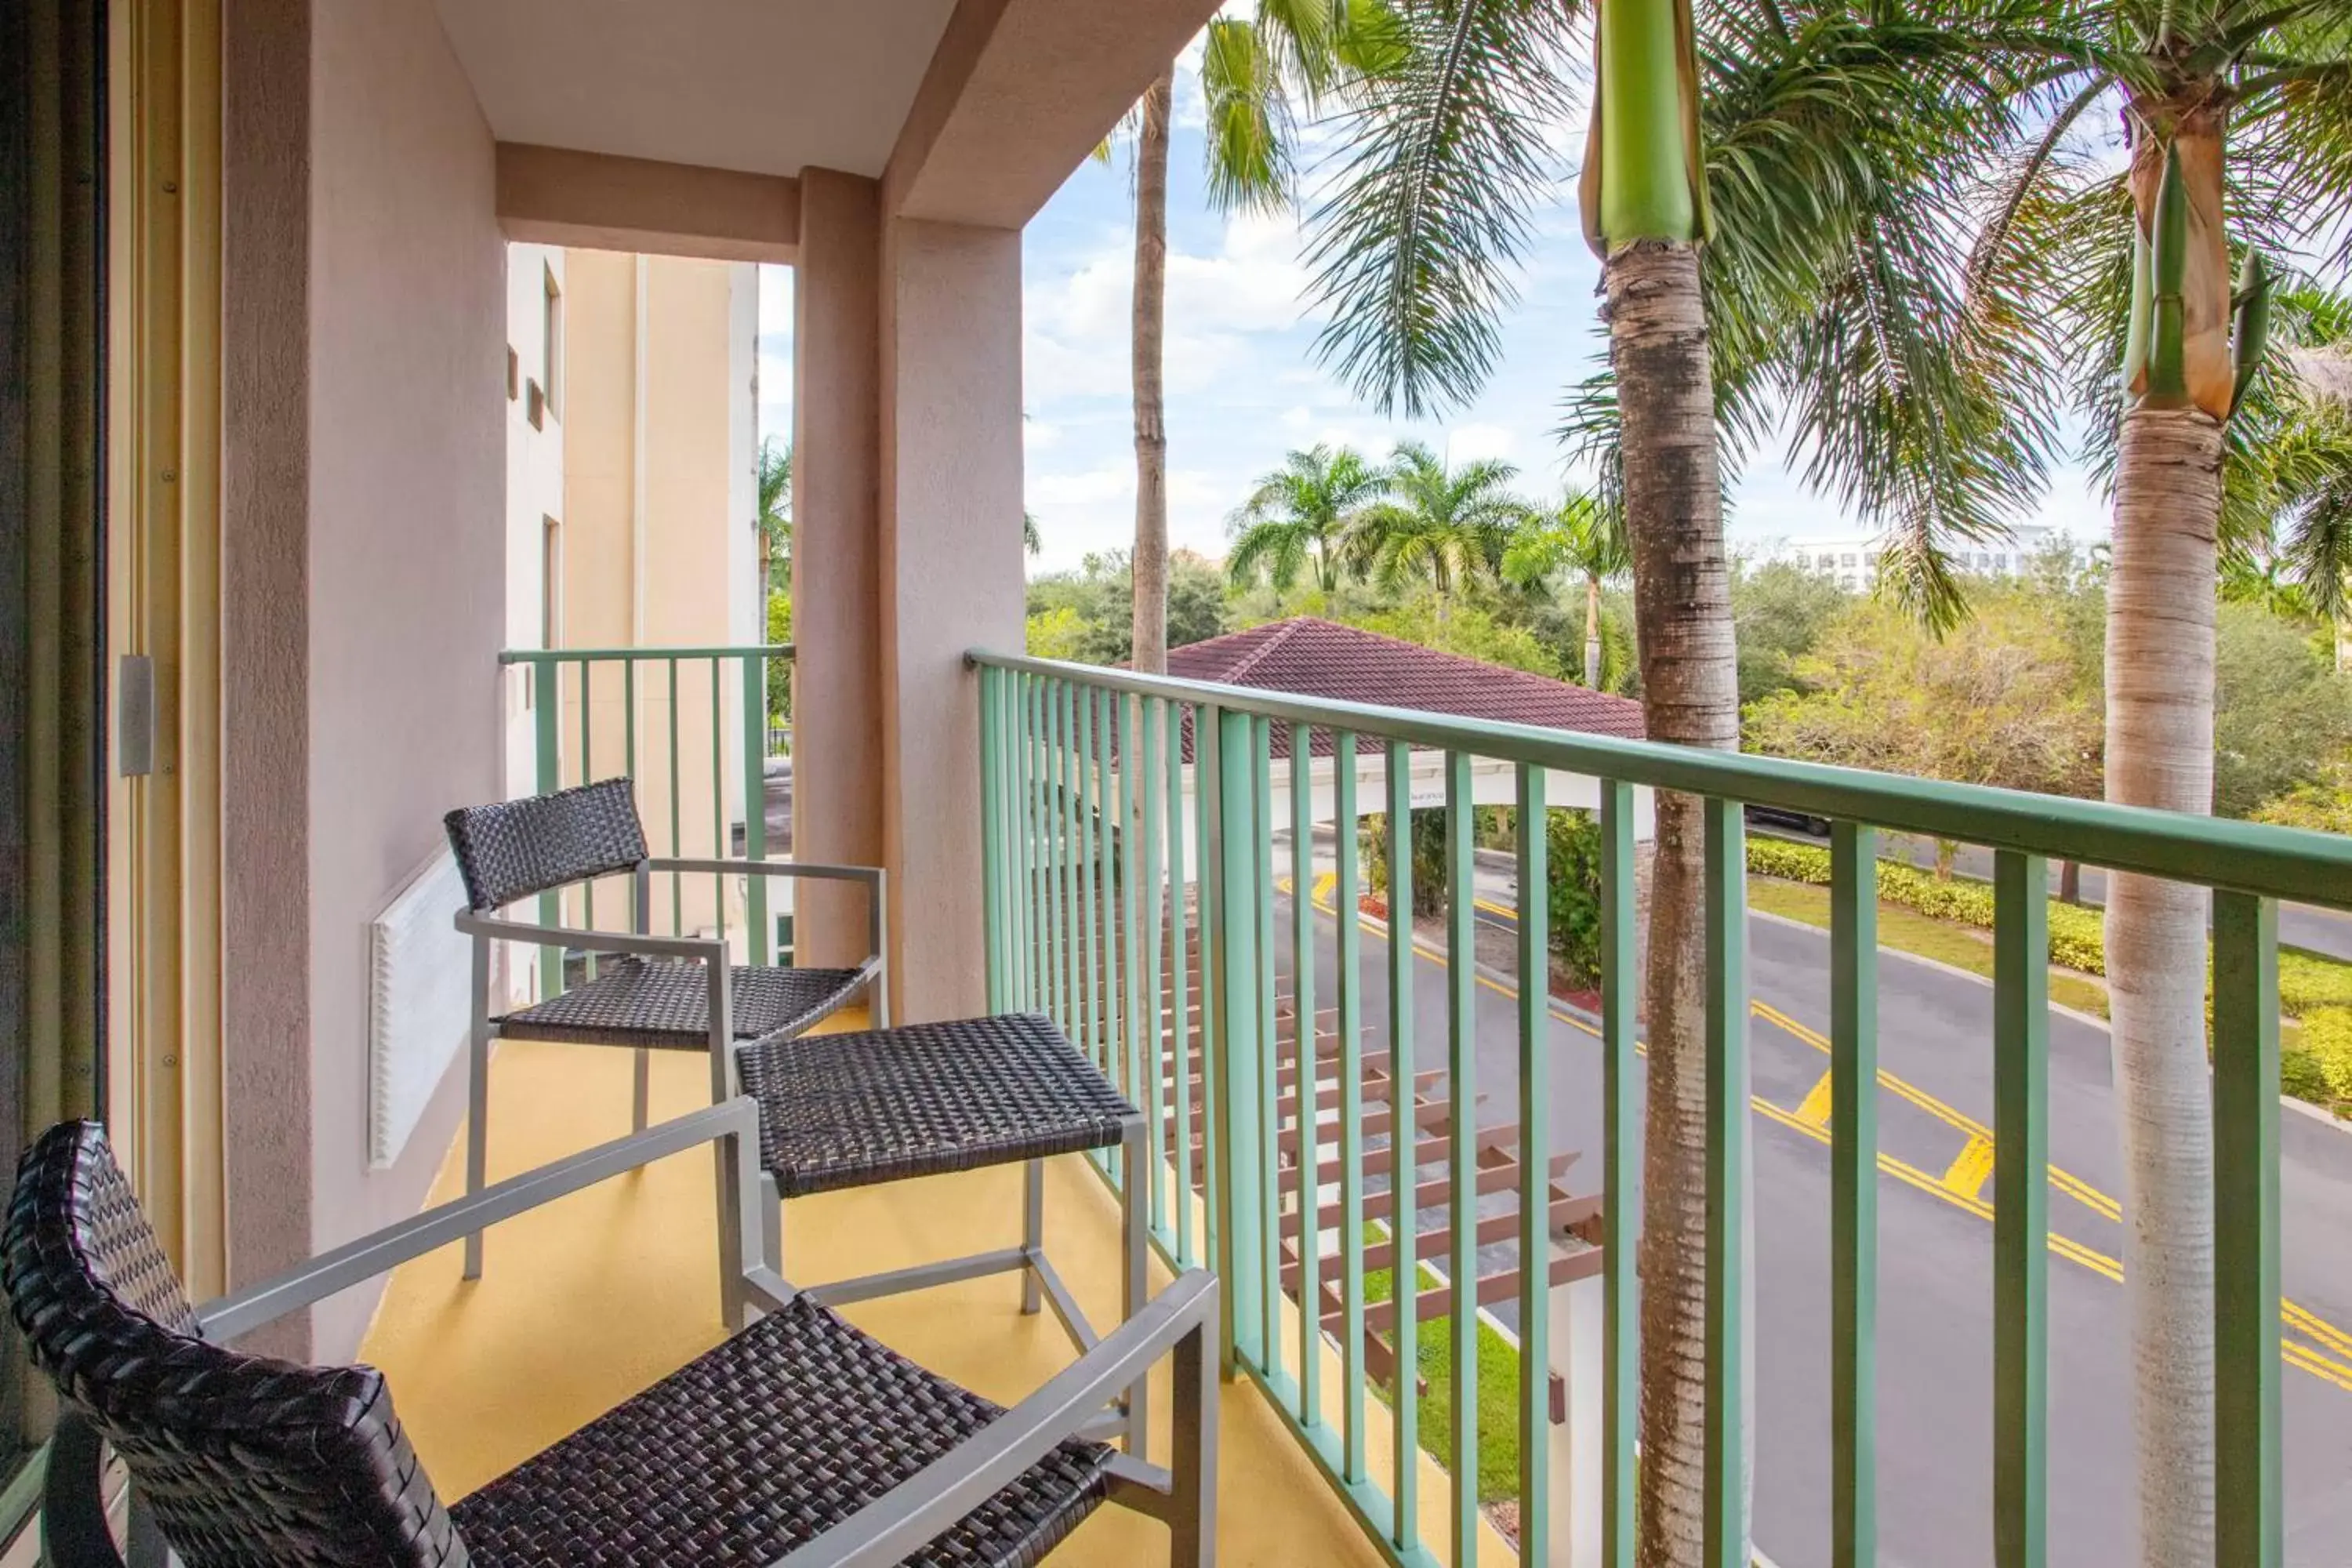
[1362,1251,1525,1505]
[1748,874,2114,1018]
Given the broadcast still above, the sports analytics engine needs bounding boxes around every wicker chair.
[443,777,884,1279]
[5,1112,1218,1568]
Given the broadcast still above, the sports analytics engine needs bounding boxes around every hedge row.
[2302,1008,2352,1105]
[1745,837,2352,1018]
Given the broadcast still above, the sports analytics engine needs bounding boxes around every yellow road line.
[1757,1102,2352,1389]
[1792,1070,1835,1130]
[1315,871,1336,903]
[1305,885,2352,1394]
[1942,1136,1998,1203]
[1753,1001,2126,1221]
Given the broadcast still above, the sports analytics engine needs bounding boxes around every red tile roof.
[1163,616,1643,757]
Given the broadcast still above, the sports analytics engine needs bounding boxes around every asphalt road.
[1267,863,2352,1567]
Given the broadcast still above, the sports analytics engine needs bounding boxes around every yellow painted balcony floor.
[361,1024,1390,1568]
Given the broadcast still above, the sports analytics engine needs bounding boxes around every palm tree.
[2246,298,2352,669]
[1344,441,1530,612]
[757,437,792,600]
[1127,3,1394,673]
[1305,2,2053,1558]
[1503,490,1628,686]
[1959,12,2352,1544]
[1226,443,1387,599]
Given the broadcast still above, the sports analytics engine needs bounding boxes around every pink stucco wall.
[303,0,505,1359]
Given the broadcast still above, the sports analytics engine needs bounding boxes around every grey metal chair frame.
[450,782,886,1280]
[42,1101,1218,1568]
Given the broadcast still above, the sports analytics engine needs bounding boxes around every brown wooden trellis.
[1151,921,1606,1410]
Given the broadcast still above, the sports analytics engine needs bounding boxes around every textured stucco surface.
[878,219,1024,1021]
[305,0,504,1360]
[220,0,314,1359]
[791,170,886,970]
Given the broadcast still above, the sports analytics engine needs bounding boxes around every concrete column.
[1548,1266,1605,1566]
[877,217,1024,1021]
[790,169,885,968]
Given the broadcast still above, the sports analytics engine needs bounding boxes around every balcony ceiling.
[435,0,960,180]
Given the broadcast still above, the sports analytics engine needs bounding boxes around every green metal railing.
[498,644,789,992]
[969,648,2352,1568]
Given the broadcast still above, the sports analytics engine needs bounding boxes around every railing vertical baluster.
[580,660,597,960]
[1143,696,1170,1240]
[1210,706,1264,1374]
[980,668,1007,1011]
[1091,688,1118,1178]
[742,650,771,965]
[1197,706,1221,1281]
[1832,822,1879,1568]
[1009,670,1029,1010]
[1334,731,1367,1484]
[1444,751,1478,1566]
[1385,738,1418,1552]
[1993,849,2049,1568]
[1055,681,1077,1040]
[1080,688,1102,1081]
[1291,721,1320,1431]
[624,659,641,938]
[667,658,683,935]
[1254,718,1280,1381]
[1044,680,1063,1033]
[1599,779,1636,1568]
[534,656,562,997]
[1704,797,1750,1568]
[710,656,727,944]
[1121,694,1145,1195]
[2213,890,2282,1568]
[1169,699,1194,1268]
[1515,764,1549,1560]
[1100,688,1123,1105]
[1025,674,1047,1013]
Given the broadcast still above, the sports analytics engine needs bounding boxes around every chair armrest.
[647,857,882,887]
[454,908,726,962]
[768,1269,1218,1568]
[196,1101,765,1342]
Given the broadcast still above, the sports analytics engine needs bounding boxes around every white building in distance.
[1757,523,2068,593]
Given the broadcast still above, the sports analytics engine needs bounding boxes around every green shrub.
[1747,837,1831,884]
[1544,810,1606,986]
[1745,838,2352,1009]
[2283,1044,2332,1106]
[2302,1007,2352,1104]
[2280,954,2352,1018]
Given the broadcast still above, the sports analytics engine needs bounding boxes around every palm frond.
[1303,0,1578,416]
[1203,18,1298,216]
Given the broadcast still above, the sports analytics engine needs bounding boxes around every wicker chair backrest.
[2,1122,466,1568]
[442,776,651,911]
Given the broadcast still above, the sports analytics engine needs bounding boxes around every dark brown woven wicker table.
[736,1011,1151,1455]
[7,1112,1219,1568]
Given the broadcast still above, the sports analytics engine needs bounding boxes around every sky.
[757,46,2116,579]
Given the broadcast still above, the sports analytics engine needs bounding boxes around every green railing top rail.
[498,643,794,665]
[967,648,2352,915]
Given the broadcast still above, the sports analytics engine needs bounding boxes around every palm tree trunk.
[1584,571,1605,688]
[2107,401,2224,1566]
[1129,67,1174,674]
[1611,238,1740,1568]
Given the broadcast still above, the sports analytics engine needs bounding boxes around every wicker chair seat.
[452,1294,1112,1568]
[738,1013,1137,1198]
[495,957,866,1049]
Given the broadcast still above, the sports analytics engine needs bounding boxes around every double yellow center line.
[1298,877,2352,1396]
